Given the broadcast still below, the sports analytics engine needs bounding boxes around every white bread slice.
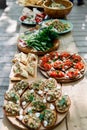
[12,52,27,65]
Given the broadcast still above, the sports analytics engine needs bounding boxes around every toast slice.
[3,101,20,116]
[55,95,71,113]
[12,52,27,65]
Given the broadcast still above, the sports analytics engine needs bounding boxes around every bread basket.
[43,0,73,18]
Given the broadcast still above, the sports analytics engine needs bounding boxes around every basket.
[43,0,73,18]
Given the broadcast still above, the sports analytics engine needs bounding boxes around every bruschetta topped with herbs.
[13,80,29,96]
[3,101,20,116]
[5,88,20,104]
[41,109,57,128]
[55,95,71,113]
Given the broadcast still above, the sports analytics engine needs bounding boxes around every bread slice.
[42,109,57,128]
[26,62,37,77]
[16,113,41,130]
[55,95,71,113]
[12,52,27,65]
[20,88,35,109]
[10,62,29,81]
[4,88,20,104]
[3,101,20,116]
[13,80,29,96]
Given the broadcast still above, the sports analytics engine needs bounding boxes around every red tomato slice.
[49,52,59,60]
[48,70,65,78]
[53,61,63,69]
[71,54,82,62]
[41,56,50,64]
[57,71,65,78]
[48,70,58,78]
[20,15,27,21]
[74,62,84,70]
[63,59,73,70]
[43,63,52,71]
[60,52,71,60]
[67,69,79,79]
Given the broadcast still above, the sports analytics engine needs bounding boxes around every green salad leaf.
[24,26,59,51]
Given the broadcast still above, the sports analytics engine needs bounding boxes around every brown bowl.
[43,0,73,18]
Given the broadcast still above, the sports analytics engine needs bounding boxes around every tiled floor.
[0,0,87,124]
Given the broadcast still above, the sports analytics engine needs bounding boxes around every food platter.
[17,0,44,8]
[3,78,71,130]
[39,51,86,83]
[17,39,60,55]
[9,52,38,81]
[19,16,36,26]
[19,9,46,26]
[17,26,60,55]
[42,19,73,34]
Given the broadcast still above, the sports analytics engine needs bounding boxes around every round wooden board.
[39,69,85,83]
[17,39,60,55]
[7,111,68,130]
[38,52,87,83]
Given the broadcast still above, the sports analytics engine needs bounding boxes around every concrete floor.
[0,0,87,124]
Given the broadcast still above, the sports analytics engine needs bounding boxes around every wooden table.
[1,19,87,130]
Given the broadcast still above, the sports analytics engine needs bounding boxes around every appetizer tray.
[3,78,71,130]
[42,19,73,34]
[19,8,46,26]
[39,51,86,83]
[17,39,60,55]
[17,26,60,55]
[9,52,38,81]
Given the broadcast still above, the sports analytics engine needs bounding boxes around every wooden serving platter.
[3,78,71,130]
[17,39,60,55]
[6,112,68,130]
[39,51,87,83]
[39,69,85,83]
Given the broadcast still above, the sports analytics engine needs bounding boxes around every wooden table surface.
[1,17,87,130]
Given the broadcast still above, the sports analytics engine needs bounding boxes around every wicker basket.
[43,0,73,18]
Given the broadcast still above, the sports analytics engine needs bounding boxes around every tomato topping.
[43,63,52,71]
[35,16,43,23]
[41,56,50,64]
[60,52,71,60]
[20,15,27,21]
[48,70,65,78]
[74,62,84,70]
[57,71,65,78]
[53,61,63,69]
[67,69,80,79]
[71,54,82,62]
[36,12,46,19]
[63,59,73,70]
[49,51,59,60]
[48,70,58,78]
